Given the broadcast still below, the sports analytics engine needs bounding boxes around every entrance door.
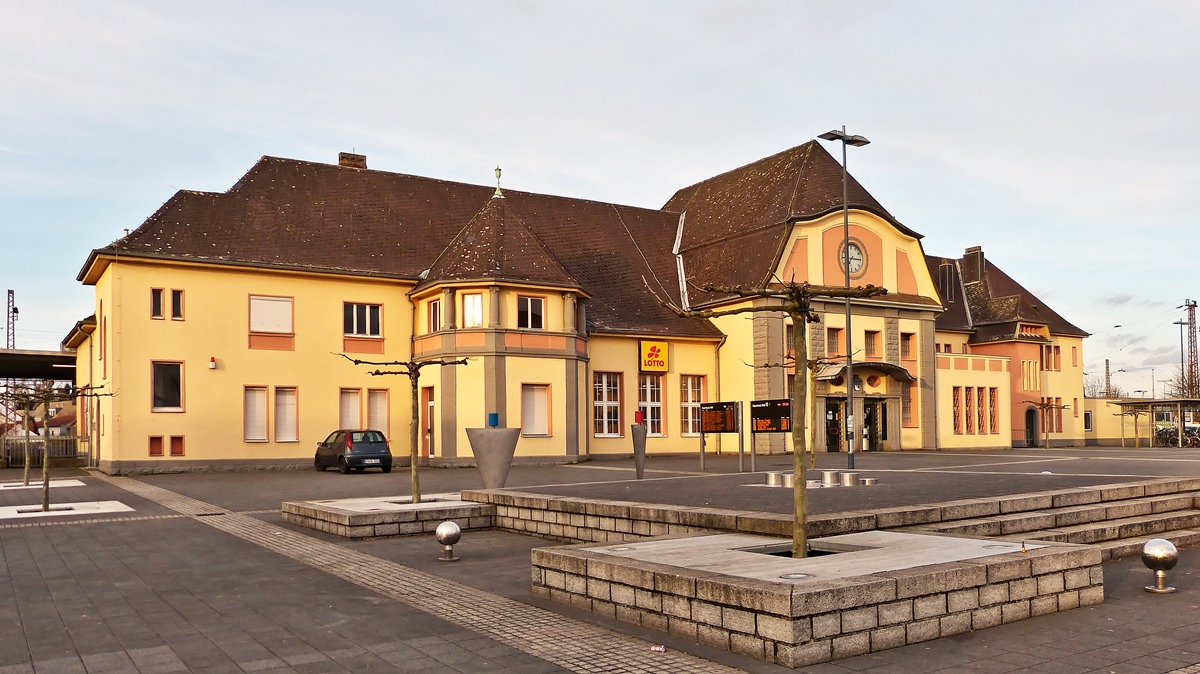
[825,399,842,452]
[1025,408,1038,447]
[421,387,435,457]
[863,400,880,452]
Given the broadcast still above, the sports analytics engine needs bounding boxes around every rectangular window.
[827,328,842,356]
[680,375,704,436]
[989,387,999,434]
[1072,346,1078,367]
[953,387,963,435]
[1056,397,1063,433]
[518,296,544,330]
[244,386,268,442]
[249,296,293,333]
[901,382,914,427]
[1054,346,1061,371]
[977,387,986,437]
[151,362,182,411]
[1084,410,1093,432]
[367,389,389,434]
[428,299,442,333]
[1073,397,1079,418]
[462,293,483,328]
[274,387,298,442]
[344,303,382,336]
[965,386,975,434]
[638,374,664,436]
[521,384,550,436]
[864,331,879,358]
[148,436,163,457]
[340,389,361,429]
[151,289,164,319]
[593,372,622,437]
[169,436,185,457]
[171,290,184,320]
[900,333,914,360]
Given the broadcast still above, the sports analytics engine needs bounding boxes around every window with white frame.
[340,389,361,429]
[344,303,381,337]
[638,374,664,436]
[428,299,442,333]
[593,372,621,437]
[521,384,550,436]
[249,296,293,334]
[244,387,268,442]
[462,293,483,328]
[517,296,544,330]
[1084,410,1093,432]
[680,375,704,435]
[274,387,298,442]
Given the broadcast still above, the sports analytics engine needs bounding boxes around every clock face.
[842,242,865,275]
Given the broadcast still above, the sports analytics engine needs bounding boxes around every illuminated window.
[462,293,483,328]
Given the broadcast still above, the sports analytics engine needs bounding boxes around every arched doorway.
[1025,407,1039,447]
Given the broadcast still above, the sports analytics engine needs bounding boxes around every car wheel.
[339,457,350,474]
[314,455,325,471]
[381,465,392,474]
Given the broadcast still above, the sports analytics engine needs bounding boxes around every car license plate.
[363,459,380,464]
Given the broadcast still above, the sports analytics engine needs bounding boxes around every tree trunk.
[41,428,50,511]
[22,413,30,486]
[410,372,422,504]
[791,311,809,558]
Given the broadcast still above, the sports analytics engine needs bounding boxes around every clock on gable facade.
[838,240,867,278]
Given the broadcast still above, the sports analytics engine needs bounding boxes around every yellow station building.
[65,143,1090,473]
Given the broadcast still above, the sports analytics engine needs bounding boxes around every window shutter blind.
[340,389,361,429]
[244,388,267,441]
[367,390,388,433]
[275,388,298,442]
[522,385,549,435]
[249,296,293,333]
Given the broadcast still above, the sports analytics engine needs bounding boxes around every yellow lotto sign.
[639,340,669,372]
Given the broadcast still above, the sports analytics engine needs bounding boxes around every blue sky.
[2,1,1198,395]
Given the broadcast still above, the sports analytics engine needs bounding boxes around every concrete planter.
[466,428,521,489]
[631,424,647,479]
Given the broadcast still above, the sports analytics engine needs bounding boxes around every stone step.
[918,493,1198,537]
[1007,510,1200,546]
[1096,528,1200,561]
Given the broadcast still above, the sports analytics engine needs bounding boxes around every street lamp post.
[818,127,870,469]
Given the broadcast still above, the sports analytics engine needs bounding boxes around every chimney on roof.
[338,152,367,169]
[962,246,985,285]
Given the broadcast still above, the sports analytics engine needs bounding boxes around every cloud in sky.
[1,1,1199,361]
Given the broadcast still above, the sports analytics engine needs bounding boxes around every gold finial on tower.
[493,166,504,198]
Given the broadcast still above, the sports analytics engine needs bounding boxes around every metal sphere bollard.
[1141,538,1178,594]
[435,521,462,562]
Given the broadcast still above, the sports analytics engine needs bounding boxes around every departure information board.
[700,402,739,434]
[750,398,791,433]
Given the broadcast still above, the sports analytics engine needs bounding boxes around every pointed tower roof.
[418,195,580,290]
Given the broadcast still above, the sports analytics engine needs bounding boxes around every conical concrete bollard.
[466,428,521,489]
[631,423,647,479]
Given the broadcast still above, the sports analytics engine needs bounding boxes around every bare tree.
[650,279,886,557]
[0,381,110,510]
[338,354,468,503]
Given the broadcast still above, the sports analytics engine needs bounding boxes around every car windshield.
[351,431,386,443]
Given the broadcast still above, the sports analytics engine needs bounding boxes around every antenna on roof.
[672,212,690,311]
[493,166,504,199]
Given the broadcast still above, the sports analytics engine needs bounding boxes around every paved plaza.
[3,447,1200,673]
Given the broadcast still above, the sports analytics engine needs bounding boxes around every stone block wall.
[281,500,494,539]
[531,542,1104,668]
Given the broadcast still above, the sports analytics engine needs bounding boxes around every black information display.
[700,402,739,434]
[750,398,791,434]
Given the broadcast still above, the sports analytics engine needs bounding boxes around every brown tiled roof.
[924,251,1088,340]
[419,196,579,290]
[663,141,921,305]
[80,157,720,338]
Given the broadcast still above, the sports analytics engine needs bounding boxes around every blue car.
[314,429,393,474]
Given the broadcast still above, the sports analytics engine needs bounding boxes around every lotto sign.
[639,341,669,372]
